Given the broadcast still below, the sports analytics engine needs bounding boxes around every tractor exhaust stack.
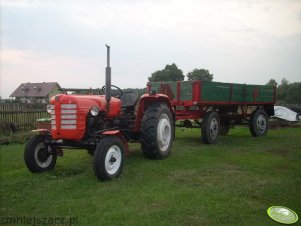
[105,44,111,112]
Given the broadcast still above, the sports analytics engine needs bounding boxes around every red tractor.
[24,45,175,181]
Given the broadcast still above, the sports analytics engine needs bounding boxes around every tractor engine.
[48,94,121,140]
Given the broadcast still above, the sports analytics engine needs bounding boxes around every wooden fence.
[0,103,49,133]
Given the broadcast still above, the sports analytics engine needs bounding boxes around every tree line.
[123,63,213,98]
[266,78,301,104]
[126,64,300,105]
[148,63,213,82]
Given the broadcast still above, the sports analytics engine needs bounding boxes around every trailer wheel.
[219,123,230,136]
[249,109,269,137]
[201,111,220,144]
[93,136,125,181]
[140,102,174,159]
[24,135,57,173]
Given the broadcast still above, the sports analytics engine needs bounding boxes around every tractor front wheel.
[93,136,125,181]
[24,135,57,173]
[140,102,174,159]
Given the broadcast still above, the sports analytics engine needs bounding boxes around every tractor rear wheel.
[93,136,125,181]
[249,109,269,137]
[140,102,174,159]
[24,135,57,173]
[201,111,220,144]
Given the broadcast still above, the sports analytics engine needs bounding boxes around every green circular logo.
[267,206,298,224]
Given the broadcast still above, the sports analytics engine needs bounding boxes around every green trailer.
[147,80,276,144]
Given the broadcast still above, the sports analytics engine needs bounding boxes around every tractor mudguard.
[134,94,174,132]
[101,130,129,156]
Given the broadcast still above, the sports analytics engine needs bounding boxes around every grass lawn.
[0,126,301,226]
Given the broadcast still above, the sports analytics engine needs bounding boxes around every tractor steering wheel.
[101,85,123,99]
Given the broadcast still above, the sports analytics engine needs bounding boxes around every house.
[10,82,62,103]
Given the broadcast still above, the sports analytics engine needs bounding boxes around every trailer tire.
[219,123,230,136]
[140,102,174,159]
[249,109,269,137]
[201,111,220,144]
[24,135,57,173]
[93,136,125,181]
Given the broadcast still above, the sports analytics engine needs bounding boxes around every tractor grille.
[51,104,77,130]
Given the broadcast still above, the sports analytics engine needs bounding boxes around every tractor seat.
[120,91,139,108]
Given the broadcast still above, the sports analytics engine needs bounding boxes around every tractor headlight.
[46,104,54,114]
[90,106,99,116]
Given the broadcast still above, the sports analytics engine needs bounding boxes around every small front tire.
[24,135,57,173]
[93,136,125,181]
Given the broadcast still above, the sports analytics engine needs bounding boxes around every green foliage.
[270,78,301,104]
[187,68,213,81]
[281,78,289,86]
[287,82,301,103]
[148,64,184,82]
[266,79,277,87]
[0,131,32,144]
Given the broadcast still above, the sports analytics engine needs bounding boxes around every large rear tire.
[93,136,125,181]
[140,102,174,159]
[249,109,269,137]
[24,135,57,173]
[201,111,220,144]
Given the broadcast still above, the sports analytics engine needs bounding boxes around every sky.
[1,0,301,99]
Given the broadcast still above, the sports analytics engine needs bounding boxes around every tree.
[186,69,213,81]
[277,77,289,103]
[266,78,277,87]
[280,78,289,86]
[286,82,301,104]
[148,64,184,82]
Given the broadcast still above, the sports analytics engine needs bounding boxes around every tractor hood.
[49,94,121,140]
[50,94,121,117]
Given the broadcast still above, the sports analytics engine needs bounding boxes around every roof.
[10,82,62,98]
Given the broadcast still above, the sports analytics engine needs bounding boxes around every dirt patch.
[269,120,300,130]
[263,147,290,156]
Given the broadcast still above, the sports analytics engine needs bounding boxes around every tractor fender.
[102,130,129,156]
[134,94,175,132]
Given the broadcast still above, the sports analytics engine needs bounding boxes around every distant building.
[10,82,62,103]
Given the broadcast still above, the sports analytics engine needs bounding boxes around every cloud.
[68,0,301,38]
[1,0,301,98]
[0,49,105,98]
[0,48,152,98]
